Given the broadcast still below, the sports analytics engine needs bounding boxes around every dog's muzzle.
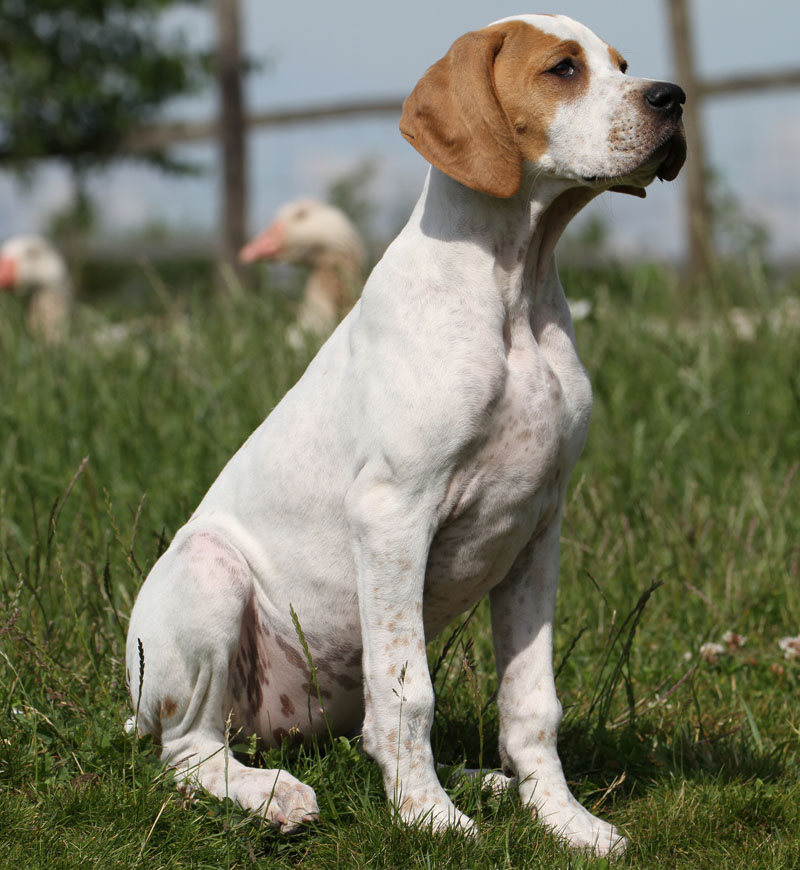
[654,128,687,181]
[644,81,687,182]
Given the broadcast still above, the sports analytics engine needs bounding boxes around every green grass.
[1,259,799,868]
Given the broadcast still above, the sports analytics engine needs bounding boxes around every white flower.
[699,642,726,664]
[722,631,747,650]
[778,635,800,660]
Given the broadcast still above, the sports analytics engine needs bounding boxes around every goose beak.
[0,257,17,289]
[239,221,286,263]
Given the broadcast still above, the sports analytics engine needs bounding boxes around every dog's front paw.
[397,790,475,835]
[230,768,320,834]
[561,812,626,857]
[529,792,626,856]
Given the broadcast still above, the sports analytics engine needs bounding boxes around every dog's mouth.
[588,126,686,198]
[653,128,687,182]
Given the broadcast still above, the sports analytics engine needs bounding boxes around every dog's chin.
[634,129,687,185]
[654,129,687,182]
[584,128,687,198]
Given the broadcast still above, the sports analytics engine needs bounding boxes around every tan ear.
[400,27,522,198]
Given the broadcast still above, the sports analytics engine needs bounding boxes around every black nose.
[644,81,686,115]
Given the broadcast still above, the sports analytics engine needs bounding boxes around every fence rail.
[120,0,800,274]
[121,97,406,153]
[700,69,800,98]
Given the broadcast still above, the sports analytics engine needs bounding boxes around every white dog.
[126,14,685,856]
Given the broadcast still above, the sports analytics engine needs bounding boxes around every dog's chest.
[424,331,591,630]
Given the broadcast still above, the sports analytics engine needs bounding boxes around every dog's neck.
[416,167,597,314]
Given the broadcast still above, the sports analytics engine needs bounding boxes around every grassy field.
[1,258,798,868]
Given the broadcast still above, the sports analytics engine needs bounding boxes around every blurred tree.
[0,0,209,173]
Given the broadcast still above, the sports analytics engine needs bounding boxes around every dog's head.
[400,14,686,199]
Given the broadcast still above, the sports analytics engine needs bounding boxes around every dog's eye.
[549,59,576,77]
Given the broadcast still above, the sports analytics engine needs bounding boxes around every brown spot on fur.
[314,654,333,674]
[301,681,332,700]
[334,672,361,691]
[607,44,628,74]
[160,697,177,719]
[240,598,267,712]
[276,633,309,673]
[279,693,296,717]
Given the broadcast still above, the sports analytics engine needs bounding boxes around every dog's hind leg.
[126,529,318,833]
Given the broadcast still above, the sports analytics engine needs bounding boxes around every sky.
[1,0,799,260]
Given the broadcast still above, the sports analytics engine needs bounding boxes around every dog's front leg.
[490,517,627,856]
[346,474,473,833]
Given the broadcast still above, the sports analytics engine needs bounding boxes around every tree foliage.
[0,0,209,171]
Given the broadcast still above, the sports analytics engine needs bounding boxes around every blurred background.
[1,0,798,305]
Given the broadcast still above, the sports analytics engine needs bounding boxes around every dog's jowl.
[126,13,684,855]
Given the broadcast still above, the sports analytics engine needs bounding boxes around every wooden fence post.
[666,0,712,279]
[215,0,247,276]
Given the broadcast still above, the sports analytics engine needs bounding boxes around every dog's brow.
[556,40,582,57]
[541,40,585,68]
[539,40,585,71]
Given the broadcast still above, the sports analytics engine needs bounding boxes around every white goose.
[0,235,72,343]
[240,199,366,342]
